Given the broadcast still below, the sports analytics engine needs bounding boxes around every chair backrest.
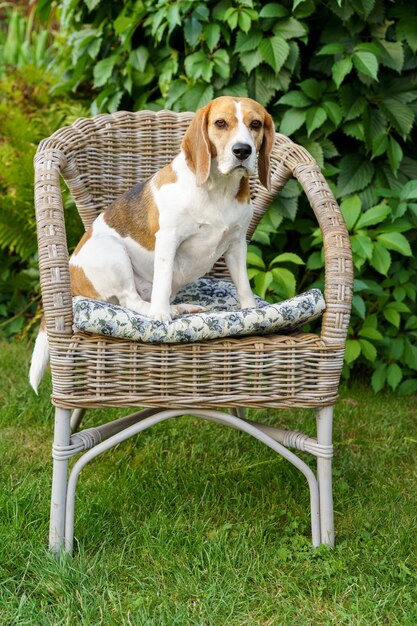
[38,110,274,239]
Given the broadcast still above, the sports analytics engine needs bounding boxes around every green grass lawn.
[1,339,416,625]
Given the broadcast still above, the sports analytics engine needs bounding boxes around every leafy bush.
[0,65,87,337]
[0,4,55,73]
[4,0,417,392]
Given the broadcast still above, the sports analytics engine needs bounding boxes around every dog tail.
[29,318,49,394]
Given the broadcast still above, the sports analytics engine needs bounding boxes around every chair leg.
[49,407,71,554]
[316,406,334,547]
[71,408,86,433]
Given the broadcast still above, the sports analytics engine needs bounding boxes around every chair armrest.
[270,134,353,344]
[34,148,73,338]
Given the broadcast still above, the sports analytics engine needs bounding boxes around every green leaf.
[247,252,265,270]
[203,23,221,52]
[352,295,366,319]
[356,0,375,18]
[194,5,209,21]
[114,15,132,35]
[387,137,403,176]
[355,203,390,229]
[259,36,290,73]
[259,3,288,18]
[343,120,364,142]
[404,341,417,370]
[370,242,391,275]
[322,101,342,126]
[93,55,117,87]
[279,108,306,135]
[254,66,279,106]
[184,50,213,81]
[337,154,374,197]
[383,308,400,328]
[305,107,327,136]
[351,234,373,260]
[345,339,361,364]
[393,286,406,302]
[400,180,417,201]
[353,50,378,81]
[271,252,305,265]
[332,57,352,88]
[387,363,402,390]
[224,7,239,30]
[371,133,387,159]
[235,29,263,53]
[359,338,377,362]
[306,250,324,270]
[277,91,311,107]
[380,98,414,139]
[273,17,307,39]
[371,365,386,393]
[130,47,149,72]
[239,49,263,73]
[299,78,325,100]
[398,379,417,396]
[181,83,214,110]
[271,267,296,298]
[389,337,405,359]
[377,232,412,257]
[254,270,274,298]
[359,327,383,341]
[397,15,417,53]
[405,316,417,331]
[317,43,345,56]
[238,11,252,33]
[84,0,101,10]
[213,49,230,80]
[377,40,404,73]
[340,195,361,231]
[339,89,366,121]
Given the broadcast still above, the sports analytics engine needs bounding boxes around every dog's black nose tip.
[232,143,252,160]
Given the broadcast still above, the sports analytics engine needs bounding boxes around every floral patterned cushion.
[72,278,325,343]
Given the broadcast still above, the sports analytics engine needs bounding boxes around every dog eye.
[215,119,227,129]
[250,120,262,130]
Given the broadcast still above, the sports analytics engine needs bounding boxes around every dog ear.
[181,104,211,186]
[258,112,275,191]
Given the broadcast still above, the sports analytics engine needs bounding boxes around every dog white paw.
[148,306,172,322]
[172,303,207,316]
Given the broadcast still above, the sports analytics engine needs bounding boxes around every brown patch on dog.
[240,99,275,190]
[104,181,159,250]
[182,104,213,186]
[73,227,93,256]
[70,264,101,299]
[236,176,250,203]
[207,97,239,161]
[154,163,177,189]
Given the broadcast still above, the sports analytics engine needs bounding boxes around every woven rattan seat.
[34,110,353,554]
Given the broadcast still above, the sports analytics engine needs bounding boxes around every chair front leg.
[49,407,71,554]
[316,405,334,546]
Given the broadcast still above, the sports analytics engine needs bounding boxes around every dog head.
[181,96,275,190]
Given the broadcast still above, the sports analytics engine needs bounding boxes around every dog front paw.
[172,303,207,316]
[148,306,172,322]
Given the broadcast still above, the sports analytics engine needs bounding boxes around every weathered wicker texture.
[34,110,352,409]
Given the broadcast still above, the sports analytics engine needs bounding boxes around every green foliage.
[2,0,417,393]
[0,5,55,73]
[0,67,87,338]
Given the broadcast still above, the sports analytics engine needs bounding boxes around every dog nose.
[232,143,252,161]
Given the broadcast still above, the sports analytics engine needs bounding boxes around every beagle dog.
[29,96,275,392]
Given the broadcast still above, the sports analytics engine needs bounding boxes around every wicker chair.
[34,110,353,554]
